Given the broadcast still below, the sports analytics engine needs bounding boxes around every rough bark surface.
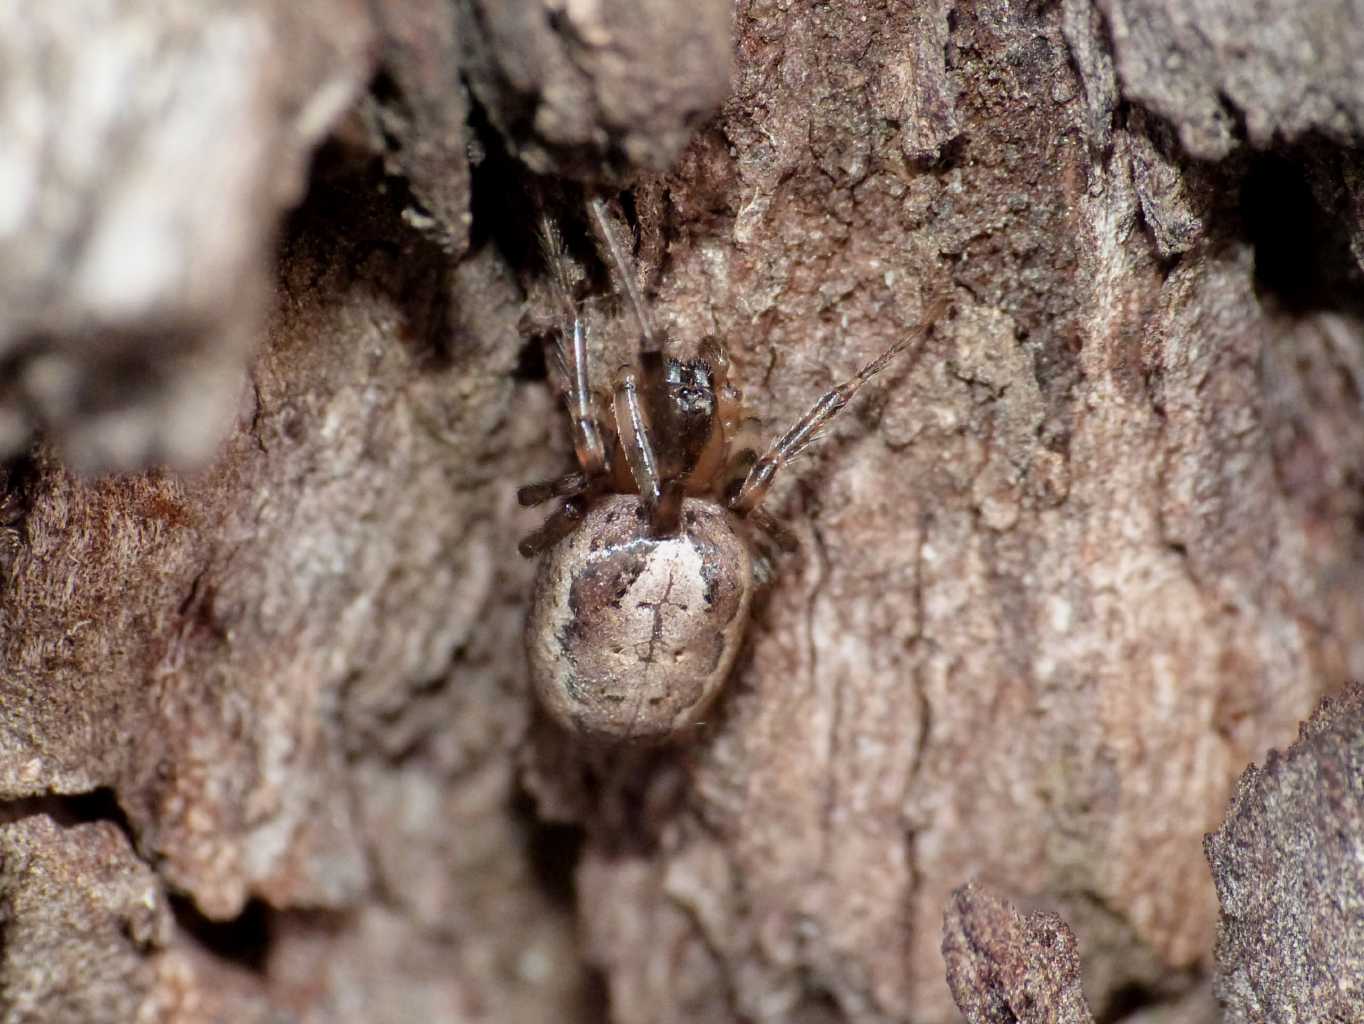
[0,0,372,472]
[2,1,1363,1023]
[457,0,734,178]
[941,882,1094,1024]
[0,809,169,1023]
[1099,0,1364,159]
[1204,684,1364,1023]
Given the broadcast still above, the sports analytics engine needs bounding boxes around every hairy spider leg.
[588,195,658,354]
[684,336,742,490]
[538,210,578,324]
[729,340,908,515]
[717,416,763,504]
[701,337,744,439]
[519,213,616,552]
[590,197,726,530]
[748,506,800,553]
[518,495,588,558]
[519,217,608,509]
[518,328,605,504]
[518,470,589,508]
[612,368,685,536]
[560,318,608,476]
[543,212,608,477]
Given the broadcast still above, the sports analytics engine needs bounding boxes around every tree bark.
[2,1,1362,1023]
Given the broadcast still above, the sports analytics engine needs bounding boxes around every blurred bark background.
[1,0,1362,1022]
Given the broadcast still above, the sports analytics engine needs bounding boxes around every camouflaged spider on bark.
[520,197,912,744]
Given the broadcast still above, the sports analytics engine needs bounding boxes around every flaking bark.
[2,1,1363,1022]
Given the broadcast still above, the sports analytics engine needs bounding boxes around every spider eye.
[674,386,714,414]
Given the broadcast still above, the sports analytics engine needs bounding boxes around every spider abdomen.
[527,494,754,743]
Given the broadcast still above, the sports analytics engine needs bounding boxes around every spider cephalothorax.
[520,197,911,744]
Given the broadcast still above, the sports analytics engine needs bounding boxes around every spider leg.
[700,335,744,435]
[518,496,588,559]
[729,340,907,515]
[612,367,682,535]
[713,413,761,505]
[540,213,608,478]
[585,195,687,533]
[748,507,800,553]
[587,195,658,354]
[538,210,578,324]
[518,470,589,508]
[560,318,608,476]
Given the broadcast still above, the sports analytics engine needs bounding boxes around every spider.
[520,197,911,744]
